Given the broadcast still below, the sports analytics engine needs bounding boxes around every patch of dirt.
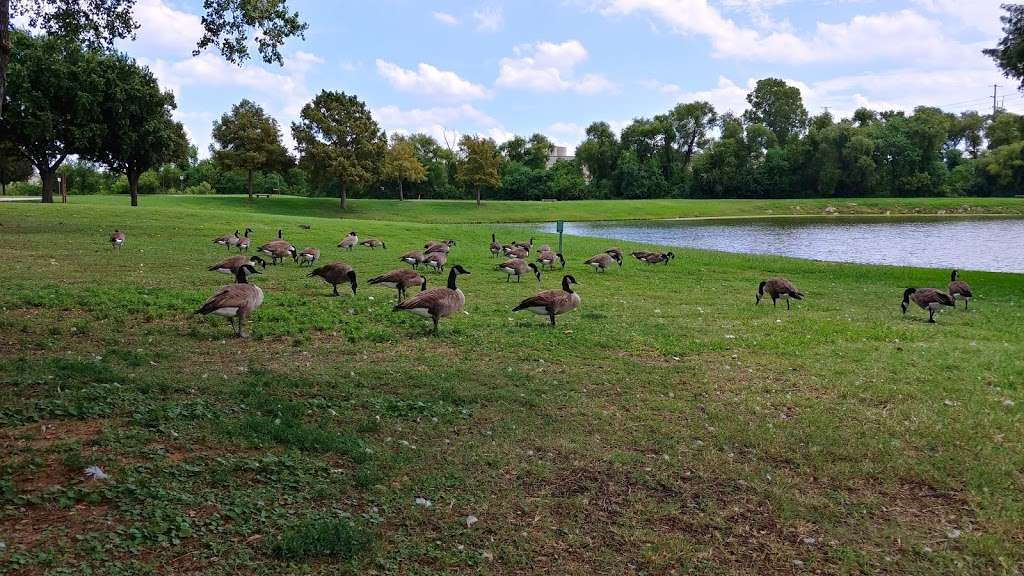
[1,418,117,451]
[0,502,116,551]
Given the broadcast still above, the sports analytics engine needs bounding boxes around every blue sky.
[96,0,1013,156]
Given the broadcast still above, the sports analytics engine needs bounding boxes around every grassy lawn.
[1,198,1022,575]
[63,193,1024,223]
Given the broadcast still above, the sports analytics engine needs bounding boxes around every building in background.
[546,146,574,168]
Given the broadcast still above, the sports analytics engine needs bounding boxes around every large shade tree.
[2,31,105,202]
[1,0,306,118]
[457,135,500,206]
[985,4,1024,90]
[742,78,808,145]
[292,90,386,210]
[383,136,426,201]
[92,51,189,206]
[210,99,292,200]
[669,101,718,172]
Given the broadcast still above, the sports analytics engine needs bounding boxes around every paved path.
[0,197,41,202]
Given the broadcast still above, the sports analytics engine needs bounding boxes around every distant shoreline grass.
[47,193,1024,224]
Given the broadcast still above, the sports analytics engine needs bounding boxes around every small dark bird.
[901,288,954,323]
[393,265,470,335]
[110,230,125,248]
[947,270,973,310]
[756,278,804,310]
[194,264,264,338]
[369,268,427,303]
[513,275,581,326]
[309,262,358,296]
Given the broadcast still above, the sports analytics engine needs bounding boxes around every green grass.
[0,197,1022,575]
[61,193,1024,223]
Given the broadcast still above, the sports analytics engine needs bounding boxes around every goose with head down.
[308,262,358,297]
[296,247,320,266]
[208,255,266,274]
[110,230,125,248]
[423,251,447,273]
[361,238,386,249]
[369,268,427,303]
[194,264,264,338]
[536,251,565,270]
[400,250,425,269]
[497,259,541,283]
[641,252,675,265]
[584,252,621,272]
[214,230,240,249]
[258,240,296,265]
[425,239,456,254]
[756,278,804,310]
[393,265,470,335]
[901,288,954,323]
[513,275,581,326]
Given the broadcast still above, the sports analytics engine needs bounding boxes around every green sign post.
[556,220,564,254]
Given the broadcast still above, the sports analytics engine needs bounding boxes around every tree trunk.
[39,169,55,203]
[246,169,254,200]
[475,185,481,206]
[2,181,6,195]
[128,170,140,207]
[0,0,10,119]
[398,179,404,201]
[339,178,348,210]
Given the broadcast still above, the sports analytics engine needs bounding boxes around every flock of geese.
[108,227,974,337]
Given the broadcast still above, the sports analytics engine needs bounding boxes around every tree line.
[6,3,1024,204]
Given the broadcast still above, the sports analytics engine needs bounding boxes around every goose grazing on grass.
[361,238,386,249]
[498,259,541,283]
[536,243,552,253]
[584,252,621,272]
[338,232,358,251]
[194,264,264,338]
[308,262,358,296]
[110,230,125,249]
[631,250,654,261]
[505,246,529,259]
[902,288,954,323]
[400,250,425,269]
[947,270,973,310]
[641,252,675,265]
[489,233,502,257]
[756,278,804,310]
[208,255,266,274]
[258,240,296,265]
[424,252,447,273]
[514,238,534,250]
[425,240,455,254]
[296,247,320,266]
[214,230,240,249]
[513,275,581,326]
[369,269,427,303]
[393,265,470,335]
[536,251,565,270]
[605,247,624,260]
[236,228,253,252]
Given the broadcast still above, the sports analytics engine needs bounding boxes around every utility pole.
[993,84,1001,116]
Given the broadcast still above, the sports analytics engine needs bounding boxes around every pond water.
[537,216,1024,273]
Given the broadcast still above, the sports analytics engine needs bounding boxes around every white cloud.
[433,11,460,26]
[496,40,617,94]
[473,6,504,32]
[597,1,986,65]
[373,104,509,148]
[120,0,204,56]
[911,0,1004,37]
[376,60,489,101]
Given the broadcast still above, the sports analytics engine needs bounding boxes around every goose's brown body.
[902,288,954,322]
[947,270,973,309]
[369,268,426,302]
[513,275,581,326]
[757,278,804,309]
[309,262,358,296]
[394,266,470,334]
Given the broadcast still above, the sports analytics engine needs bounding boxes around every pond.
[537,216,1024,273]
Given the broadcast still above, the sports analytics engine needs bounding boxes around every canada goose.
[296,247,320,266]
[309,262,358,296]
[948,270,973,309]
[258,240,296,265]
[424,252,448,273]
[489,233,501,257]
[361,238,386,249]
[110,229,125,248]
[506,246,529,259]
[536,251,565,270]
[756,278,804,310]
[236,228,253,252]
[424,240,455,254]
[642,252,675,265]
[631,250,654,261]
[208,255,266,274]
[369,268,427,303]
[498,259,541,283]
[901,288,954,323]
[194,264,264,338]
[393,265,470,335]
[214,230,240,249]
[584,252,621,272]
[400,250,425,269]
[514,238,534,250]
[537,244,552,253]
[338,232,358,251]
[606,247,624,259]
[513,274,581,326]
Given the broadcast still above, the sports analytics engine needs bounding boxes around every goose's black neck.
[447,268,458,290]
[235,270,249,284]
[562,276,574,293]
